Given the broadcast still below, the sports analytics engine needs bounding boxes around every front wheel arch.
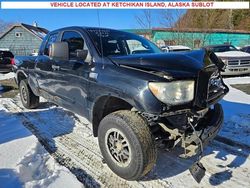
[17,71,27,85]
[92,96,133,137]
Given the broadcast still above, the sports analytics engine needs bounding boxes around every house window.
[15,32,22,38]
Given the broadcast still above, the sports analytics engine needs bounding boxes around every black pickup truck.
[13,27,228,181]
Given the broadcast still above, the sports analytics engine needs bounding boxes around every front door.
[51,30,91,117]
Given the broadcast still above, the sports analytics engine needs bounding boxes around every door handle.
[52,65,60,71]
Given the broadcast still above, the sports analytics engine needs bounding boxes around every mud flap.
[189,161,206,183]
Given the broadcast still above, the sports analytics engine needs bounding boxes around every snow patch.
[224,76,250,85]
[223,77,250,105]
[219,76,250,146]
[17,143,83,188]
[17,143,59,187]
[0,103,83,188]
[0,72,15,80]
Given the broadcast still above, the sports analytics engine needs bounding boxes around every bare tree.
[135,10,153,40]
[135,10,152,30]
[159,9,192,46]
[160,9,231,48]
[0,20,13,36]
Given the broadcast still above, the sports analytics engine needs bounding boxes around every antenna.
[97,9,104,69]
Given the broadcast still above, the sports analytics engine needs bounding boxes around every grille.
[207,71,224,103]
[228,59,250,67]
[194,65,228,108]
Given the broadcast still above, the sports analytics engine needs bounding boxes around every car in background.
[241,45,250,54]
[161,45,191,52]
[203,44,250,76]
[0,50,14,73]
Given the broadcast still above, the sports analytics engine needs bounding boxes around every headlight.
[221,59,228,64]
[148,80,195,105]
[221,59,228,70]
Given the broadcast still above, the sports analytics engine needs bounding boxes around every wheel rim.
[105,128,132,167]
[21,86,27,103]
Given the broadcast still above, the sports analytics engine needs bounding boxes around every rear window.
[0,51,14,58]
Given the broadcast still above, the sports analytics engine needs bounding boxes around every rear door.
[51,30,92,116]
[34,32,59,98]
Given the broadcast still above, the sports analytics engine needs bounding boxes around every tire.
[98,110,157,180]
[19,79,39,109]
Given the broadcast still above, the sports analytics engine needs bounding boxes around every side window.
[61,31,84,59]
[103,39,122,56]
[44,33,58,56]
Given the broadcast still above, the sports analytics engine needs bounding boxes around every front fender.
[88,69,164,115]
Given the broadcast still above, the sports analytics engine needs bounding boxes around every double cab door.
[35,30,92,117]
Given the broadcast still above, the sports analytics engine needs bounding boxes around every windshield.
[210,45,239,53]
[86,29,162,57]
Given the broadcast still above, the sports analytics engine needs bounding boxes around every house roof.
[0,23,49,40]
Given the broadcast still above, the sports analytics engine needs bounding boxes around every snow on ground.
[0,74,249,187]
[0,105,84,187]
[223,76,250,105]
[0,73,15,81]
[220,77,250,146]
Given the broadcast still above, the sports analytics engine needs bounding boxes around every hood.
[110,50,220,78]
[215,51,250,59]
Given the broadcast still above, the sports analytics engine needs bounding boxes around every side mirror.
[49,42,69,61]
[76,49,88,61]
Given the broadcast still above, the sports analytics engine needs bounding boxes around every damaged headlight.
[149,80,195,105]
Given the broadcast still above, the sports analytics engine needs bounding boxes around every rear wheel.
[19,79,39,109]
[98,110,157,180]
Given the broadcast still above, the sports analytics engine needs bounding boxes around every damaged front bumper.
[181,103,223,157]
[157,103,224,158]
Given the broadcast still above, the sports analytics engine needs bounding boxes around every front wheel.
[19,79,39,109]
[98,110,157,180]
